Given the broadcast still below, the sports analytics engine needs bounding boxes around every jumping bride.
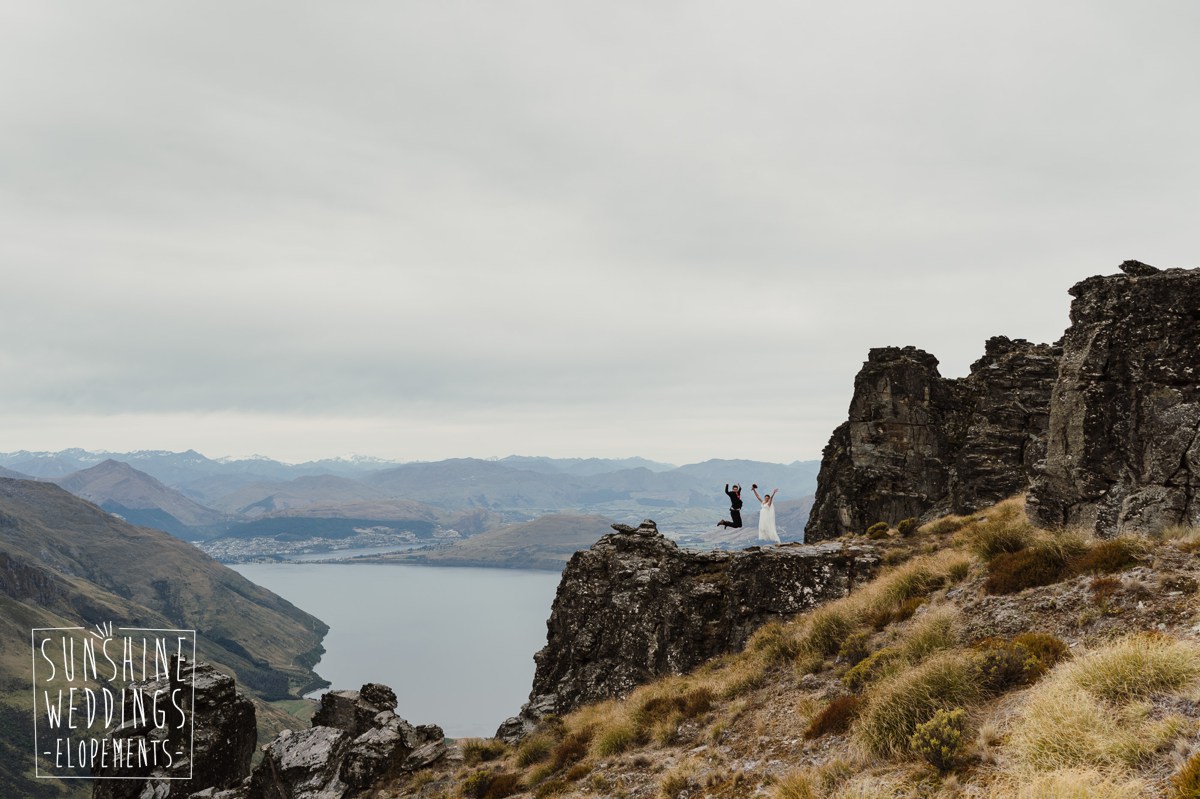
[752,484,781,544]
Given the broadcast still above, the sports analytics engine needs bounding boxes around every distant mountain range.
[378,514,618,571]
[0,449,820,550]
[0,478,327,799]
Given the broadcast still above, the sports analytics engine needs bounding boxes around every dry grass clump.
[748,620,803,664]
[460,738,508,765]
[897,606,958,661]
[1006,636,1200,773]
[772,771,818,799]
[957,498,1036,559]
[852,650,982,758]
[460,769,522,799]
[1153,524,1200,552]
[920,514,971,536]
[997,768,1150,798]
[514,734,554,767]
[1066,635,1200,703]
[659,760,696,798]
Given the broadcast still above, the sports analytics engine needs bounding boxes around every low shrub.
[563,763,591,782]
[984,544,1068,594]
[867,521,891,539]
[852,651,982,758]
[1012,632,1070,679]
[842,647,901,692]
[549,729,592,771]
[803,695,861,739]
[909,707,967,772]
[533,779,569,798]
[897,517,919,537]
[461,770,492,799]
[1070,538,1141,575]
[1173,750,1200,799]
[976,632,1070,692]
[866,596,924,630]
[975,639,1032,693]
[484,772,522,799]
[836,631,872,667]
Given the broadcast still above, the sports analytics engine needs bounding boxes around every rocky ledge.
[498,520,877,741]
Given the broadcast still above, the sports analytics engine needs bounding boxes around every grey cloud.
[1,1,1197,461]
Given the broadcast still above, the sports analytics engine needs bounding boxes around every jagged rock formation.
[93,659,256,799]
[498,520,877,739]
[245,683,445,799]
[1028,262,1200,535]
[805,337,1059,540]
[92,670,445,799]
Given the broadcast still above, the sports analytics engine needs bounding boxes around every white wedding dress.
[758,498,780,544]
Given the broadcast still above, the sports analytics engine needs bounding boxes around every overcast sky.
[1,2,1197,466]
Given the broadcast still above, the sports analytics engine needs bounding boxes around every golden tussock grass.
[851,650,982,758]
[994,768,1149,798]
[1005,636,1200,774]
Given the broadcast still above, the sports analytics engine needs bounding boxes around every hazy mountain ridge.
[378,514,617,571]
[0,450,820,554]
[0,478,329,799]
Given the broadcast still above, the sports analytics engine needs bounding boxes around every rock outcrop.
[1027,262,1200,535]
[805,337,1059,540]
[93,659,257,799]
[499,520,877,739]
[245,683,445,799]
[91,666,445,799]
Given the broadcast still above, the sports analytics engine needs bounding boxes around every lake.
[232,562,562,738]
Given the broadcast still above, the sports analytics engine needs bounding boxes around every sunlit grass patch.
[851,650,982,758]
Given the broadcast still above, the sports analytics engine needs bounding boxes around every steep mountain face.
[53,459,228,539]
[0,476,327,706]
[1028,262,1200,535]
[805,337,1059,540]
[500,521,877,738]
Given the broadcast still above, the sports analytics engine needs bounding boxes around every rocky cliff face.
[93,660,257,799]
[805,338,1059,540]
[1027,262,1200,535]
[499,520,877,738]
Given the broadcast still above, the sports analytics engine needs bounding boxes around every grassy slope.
[380,497,1200,799]
[0,478,329,799]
